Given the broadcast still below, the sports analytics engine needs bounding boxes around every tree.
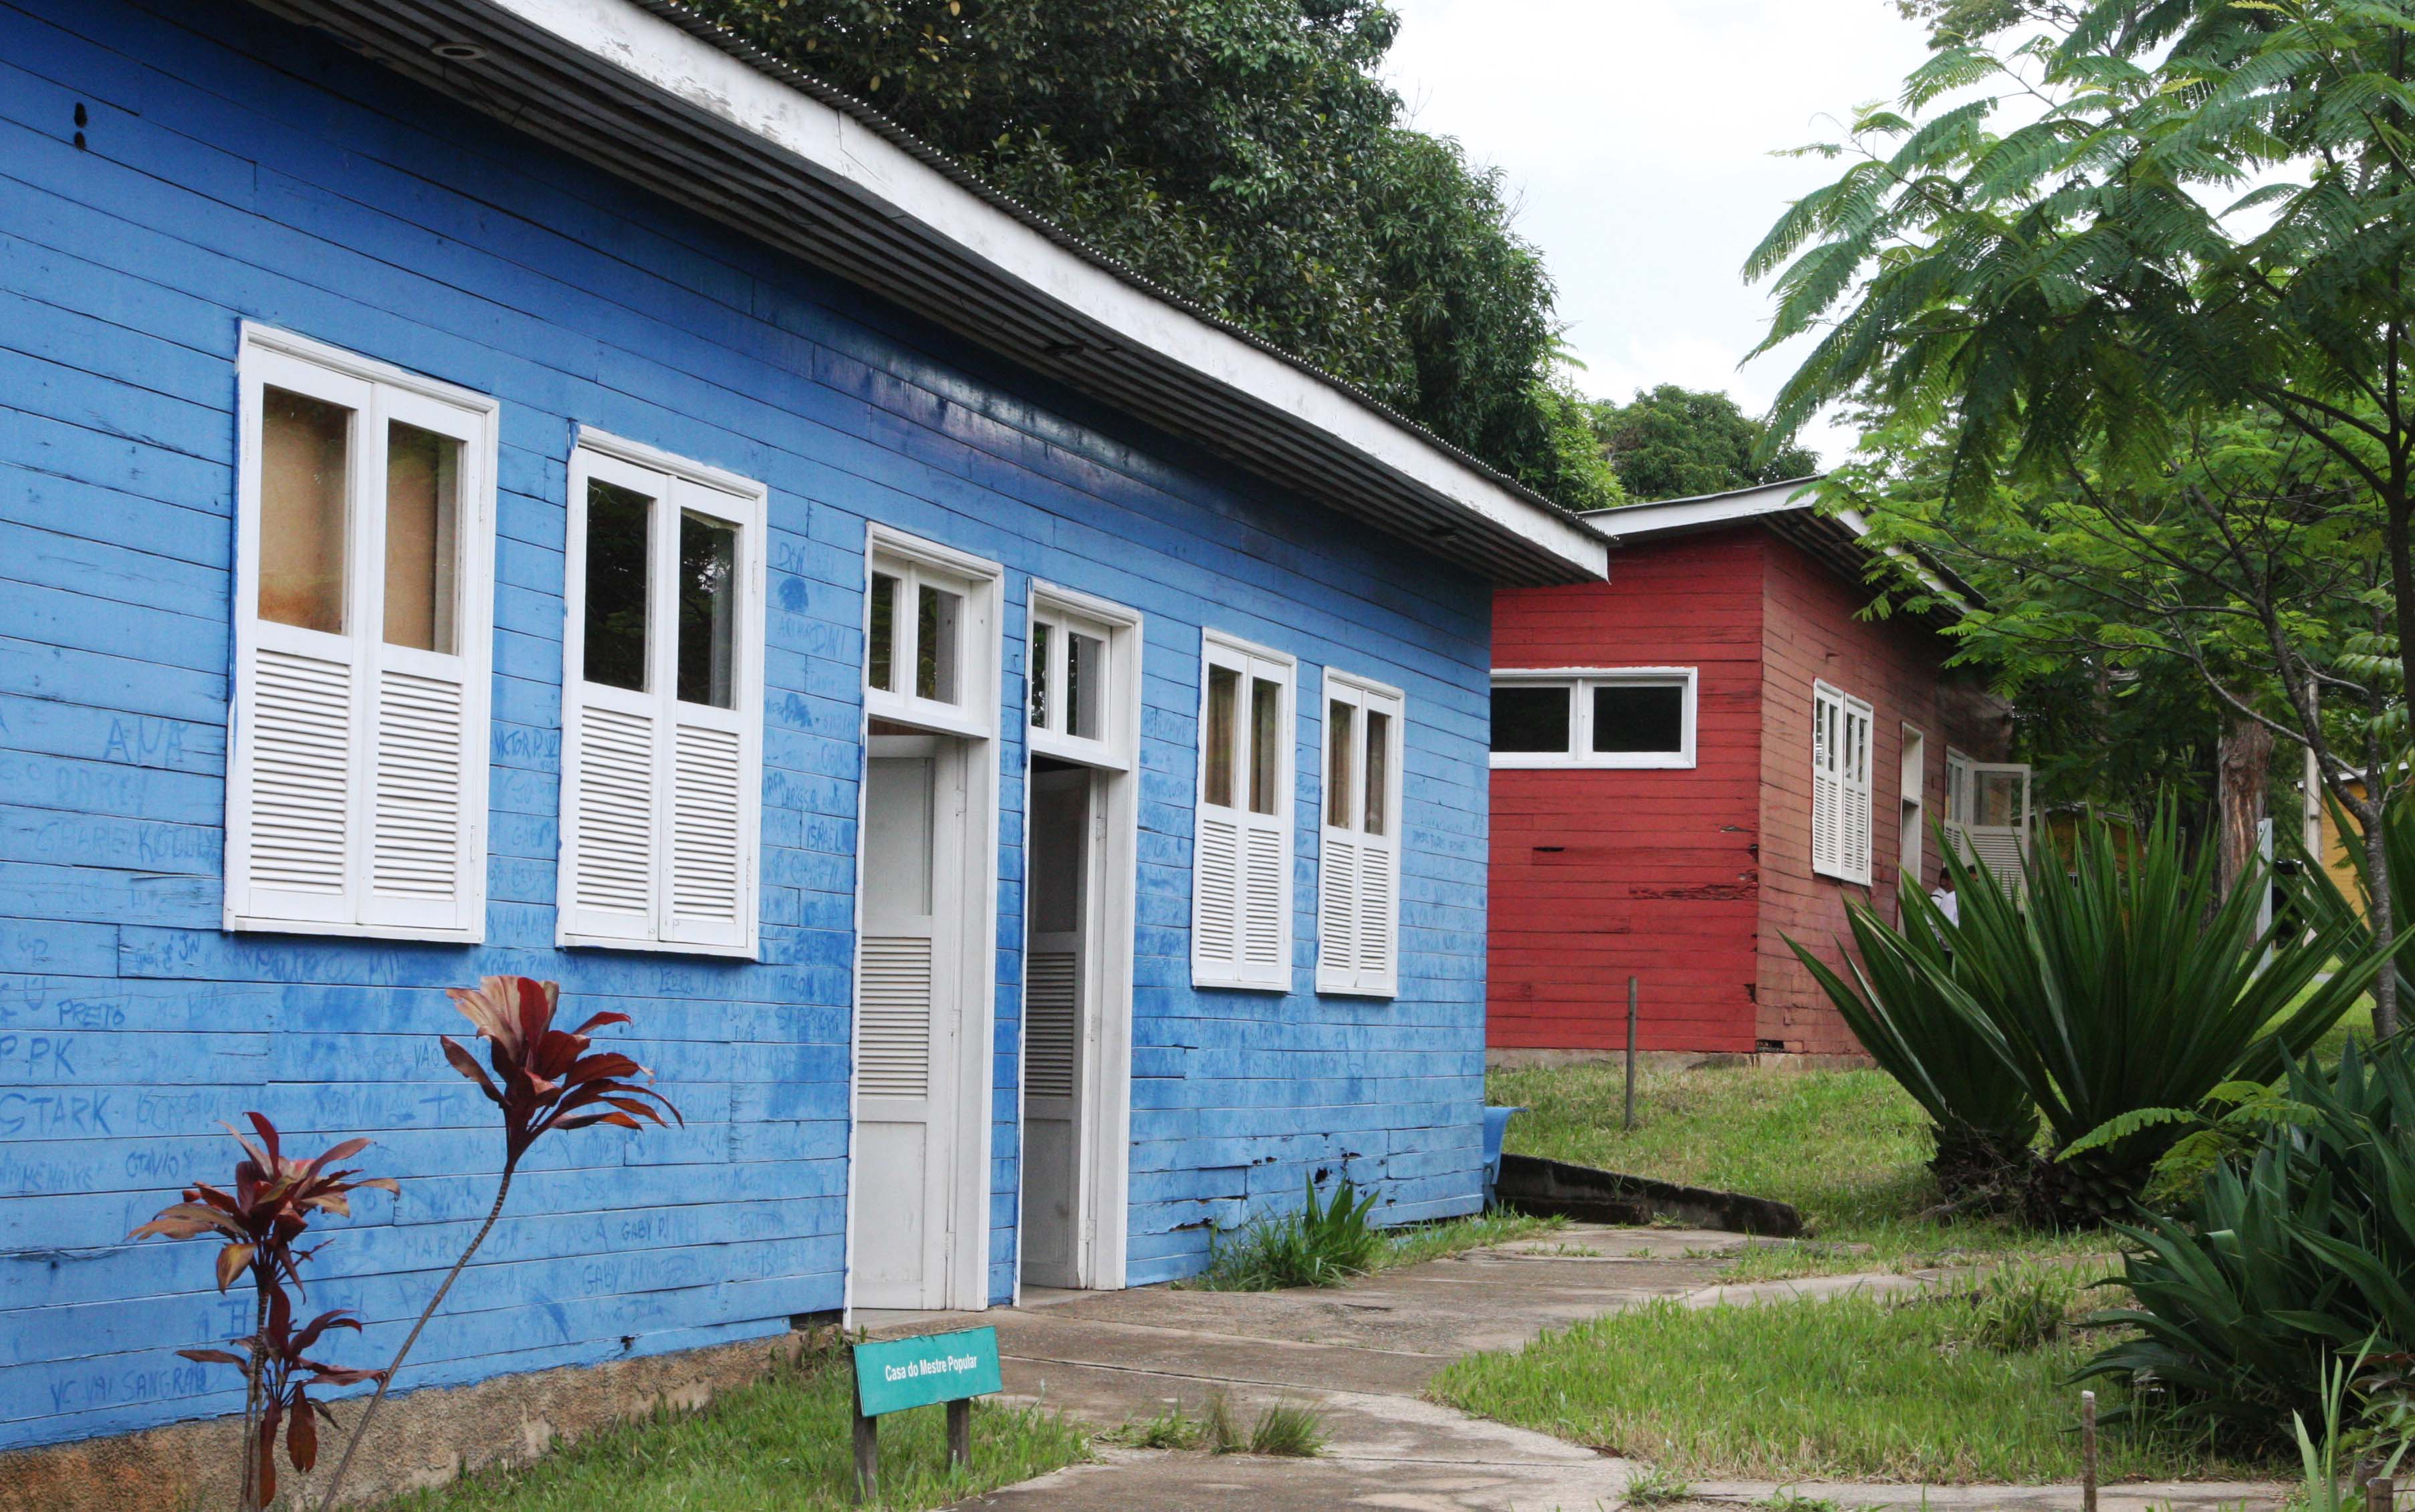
[1595,384,1821,502]
[679,0,1623,510]
[1750,0,2414,1032]
[1833,406,2389,900]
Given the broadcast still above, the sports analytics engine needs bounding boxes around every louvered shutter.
[1943,750,1972,867]
[226,330,493,941]
[1024,950,1079,1100]
[559,442,764,957]
[1193,634,1294,990]
[1841,703,1874,886]
[1810,686,1843,879]
[1316,676,1401,997]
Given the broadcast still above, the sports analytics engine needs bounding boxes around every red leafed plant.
[314,977,679,1509]
[130,1116,394,1511]
[181,1288,381,1506]
[138,979,678,1512]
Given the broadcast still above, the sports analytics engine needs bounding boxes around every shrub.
[1193,1174,1381,1291]
[2081,1038,2415,1436]
[1793,809,2390,1223]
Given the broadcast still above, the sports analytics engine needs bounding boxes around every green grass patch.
[1488,1061,2115,1277]
[1429,1283,2256,1484]
[384,1341,1088,1511]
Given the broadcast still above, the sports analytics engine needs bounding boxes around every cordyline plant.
[314,976,681,1508]
[135,979,679,1511]
[131,1116,395,1510]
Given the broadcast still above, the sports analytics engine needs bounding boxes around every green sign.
[852,1327,1003,1416]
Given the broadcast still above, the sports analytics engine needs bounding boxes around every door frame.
[843,525,1002,1319]
[1014,581,1143,1299]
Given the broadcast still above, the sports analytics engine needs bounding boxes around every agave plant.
[2080,1039,2415,1435]
[1952,809,2386,1220]
[1793,808,2394,1224]
[315,977,679,1509]
[1791,882,2037,1204]
[130,1118,394,1511]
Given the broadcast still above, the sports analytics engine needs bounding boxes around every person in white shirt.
[1929,870,1959,926]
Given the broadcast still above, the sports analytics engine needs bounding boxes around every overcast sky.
[1383,0,1938,464]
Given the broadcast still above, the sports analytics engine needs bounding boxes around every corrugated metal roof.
[243,0,1607,585]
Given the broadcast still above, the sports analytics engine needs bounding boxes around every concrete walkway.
[864,1226,2283,1512]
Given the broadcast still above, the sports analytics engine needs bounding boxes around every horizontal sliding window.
[1489,668,1697,769]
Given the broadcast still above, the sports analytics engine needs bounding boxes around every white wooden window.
[1900,723,1928,885]
[225,325,497,941]
[1812,681,1875,885]
[1028,594,1131,771]
[865,533,998,741]
[1488,668,1696,769]
[1192,631,1296,990]
[1317,671,1404,997]
[558,430,767,957]
[1946,749,2032,891]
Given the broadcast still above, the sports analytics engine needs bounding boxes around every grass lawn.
[384,1341,1088,1511]
[1486,1059,2112,1278]
[1427,1283,2254,1484]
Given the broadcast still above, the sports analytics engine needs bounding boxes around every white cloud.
[1384,0,1938,465]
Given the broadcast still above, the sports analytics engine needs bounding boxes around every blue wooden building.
[0,0,1605,1468]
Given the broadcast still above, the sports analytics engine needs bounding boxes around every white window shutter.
[1193,634,1293,990]
[1318,833,1359,983]
[1811,684,1873,884]
[662,717,748,947]
[225,329,493,942]
[236,645,358,923]
[1316,675,1401,997]
[558,439,764,957]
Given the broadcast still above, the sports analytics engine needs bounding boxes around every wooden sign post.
[848,1326,1004,1503]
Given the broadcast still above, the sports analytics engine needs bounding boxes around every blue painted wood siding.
[0,0,1492,1450]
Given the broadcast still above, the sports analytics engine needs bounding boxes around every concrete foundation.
[0,1327,826,1512]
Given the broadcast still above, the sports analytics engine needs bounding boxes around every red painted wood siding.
[1488,533,1767,1053]
[1753,533,2012,1054]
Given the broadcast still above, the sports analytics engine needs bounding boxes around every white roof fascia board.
[1586,479,1974,620]
[1577,478,1823,541]
[394,0,1607,582]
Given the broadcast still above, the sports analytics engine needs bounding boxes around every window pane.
[259,386,350,634]
[382,420,459,653]
[1974,771,2023,827]
[1067,632,1104,740]
[1592,684,1685,755]
[868,572,898,692]
[1249,676,1282,816]
[1326,699,1355,829]
[1204,665,1238,808]
[582,479,651,691]
[1363,710,1390,836]
[1491,684,1571,753]
[917,583,960,703]
[677,511,737,709]
[1029,620,1052,729]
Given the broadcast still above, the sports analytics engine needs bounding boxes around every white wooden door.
[855,739,961,1307]
[1021,764,1091,1288]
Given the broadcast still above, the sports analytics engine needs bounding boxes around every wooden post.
[850,1354,879,1505]
[947,1396,973,1473]
[1624,977,1639,1132]
[2080,1390,2097,1512]
[2369,1473,2395,1512]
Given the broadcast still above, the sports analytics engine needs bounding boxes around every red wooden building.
[1488,479,2028,1059]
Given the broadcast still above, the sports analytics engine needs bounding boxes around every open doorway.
[1018,586,1141,1293]
[1021,757,1096,1287]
